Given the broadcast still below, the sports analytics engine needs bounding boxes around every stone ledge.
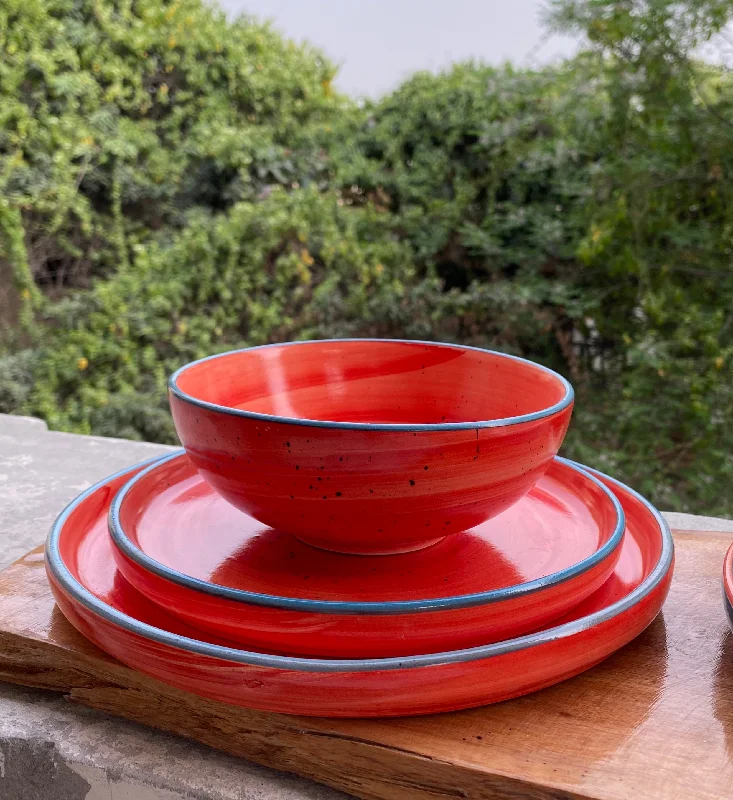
[662,511,733,534]
[0,684,345,800]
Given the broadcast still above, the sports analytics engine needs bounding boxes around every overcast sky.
[215,0,579,97]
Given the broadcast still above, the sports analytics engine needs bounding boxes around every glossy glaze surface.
[169,339,574,554]
[46,459,672,717]
[110,452,624,657]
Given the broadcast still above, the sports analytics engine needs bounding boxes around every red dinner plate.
[46,460,673,718]
[108,452,625,657]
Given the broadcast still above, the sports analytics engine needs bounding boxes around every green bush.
[0,0,339,302]
[2,0,733,515]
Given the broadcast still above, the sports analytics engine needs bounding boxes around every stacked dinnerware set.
[45,339,675,717]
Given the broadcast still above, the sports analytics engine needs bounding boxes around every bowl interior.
[173,340,569,425]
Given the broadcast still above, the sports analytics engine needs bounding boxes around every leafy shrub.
[0,0,339,306]
[2,0,733,515]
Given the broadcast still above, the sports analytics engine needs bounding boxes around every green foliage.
[543,0,733,510]
[2,0,733,515]
[330,62,607,361]
[10,187,419,434]
[0,0,339,299]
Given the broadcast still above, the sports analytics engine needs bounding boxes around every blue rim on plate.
[167,339,575,432]
[46,458,672,672]
[108,451,625,615]
[722,543,733,631]
[724,591,733,631]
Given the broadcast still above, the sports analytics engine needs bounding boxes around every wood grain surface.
[0,530,732,800]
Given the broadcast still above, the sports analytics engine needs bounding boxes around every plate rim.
[46,458,673,673]
[722,541,733,614]
[108,450,626,614]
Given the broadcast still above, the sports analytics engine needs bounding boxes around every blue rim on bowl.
[46,458,673,672]
[108,451,625,616]
[167,339,575,432]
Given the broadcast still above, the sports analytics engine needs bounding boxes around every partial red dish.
[109,452,625,657]
[168,340,574,554]
[722,542,733,631]
[46,459,673,718]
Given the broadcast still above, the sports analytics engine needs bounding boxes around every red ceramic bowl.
[168,339,574,555]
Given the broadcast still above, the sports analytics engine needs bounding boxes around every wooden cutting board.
[0,530,732,800]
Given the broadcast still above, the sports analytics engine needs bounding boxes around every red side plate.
[46,460,673,717]
[109,452,625,657]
